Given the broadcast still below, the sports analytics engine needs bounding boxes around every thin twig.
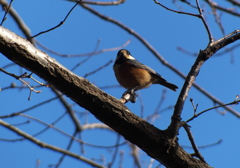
[55,131,78,168]
[0,68,42,100]
[146,89,168,123]
[0,0,34,43]
[153,89,167,114]
[51,88,82,132]
[187,99,240,123]
[36,39,131,58]
[147,158,155,168]
[182,139,222,149]
[226,0,240,7]
[118,151,124,168]
[204,0,240,17]
[177,47,198,57]
[108,134,121,168]
[84,60,113,78]
[153,0,200,17]
[32,112,68,138]
[176,0,198,9]
[212,8,225,36]
[129,143,142,168]
[0,0,13,25]
[190,98,198,114]
[195,0,214,44]
[71,39,101,71]
[19,113,127,148]
[30,0,81,39]
[182,122,206,163]
[11,120,30,126]
[0,96,59,118]
[154,0,214,44]
[67,0,126,6]
[137,91,144,118]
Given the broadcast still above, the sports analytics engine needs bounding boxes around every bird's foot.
[120,89,138,103]
[126,89,138,103]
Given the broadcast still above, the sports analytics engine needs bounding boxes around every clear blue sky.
[1,0,240,167]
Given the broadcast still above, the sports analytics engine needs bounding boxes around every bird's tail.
[154,76,178,91]
[152,73,178,91]
[160,81,178,91]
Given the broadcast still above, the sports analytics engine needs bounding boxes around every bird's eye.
[121,52,126,57]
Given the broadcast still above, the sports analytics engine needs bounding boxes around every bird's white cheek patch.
[126,55,135,60]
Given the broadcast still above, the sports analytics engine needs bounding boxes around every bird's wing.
[127,59,178,91]
[127,59,164,79]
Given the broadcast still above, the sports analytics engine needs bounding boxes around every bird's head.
[116,49,135,62]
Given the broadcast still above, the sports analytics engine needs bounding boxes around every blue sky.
[1,0,240,167]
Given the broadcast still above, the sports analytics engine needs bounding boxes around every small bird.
[113,49,178,94]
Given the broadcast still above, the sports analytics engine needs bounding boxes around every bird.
[113,49,178,95]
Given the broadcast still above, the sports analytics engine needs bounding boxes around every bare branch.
[84,60,113,78]
[30,0,81,39]
[0,96,58,118]
[226,0,240,7]
[68,0,126,6]
[204,0,240,17]
[195,0,214,43]
[37,39,131,58]
[108,134,121,168]
[0,0,13,25]
[167,29,240,138]
[187,99,240,123]
[182,139,223,149]
[51,88,83,132]
[0,0,34,43]
[0,119,106,168]
[55,131,79,168]
[211,8,225,36]
[154,0,214,44]
[0,68,42,100]
[129,143,142,168]
[182,122,206,163]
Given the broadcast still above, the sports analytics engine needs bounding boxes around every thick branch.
[167,30,240,138]
[0,26,210,168]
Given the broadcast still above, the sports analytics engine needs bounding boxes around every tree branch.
[0,26,211,168]
[167,30,240,138]
[0,119,106,168]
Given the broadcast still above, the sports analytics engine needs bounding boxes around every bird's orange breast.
[114,62,152,90]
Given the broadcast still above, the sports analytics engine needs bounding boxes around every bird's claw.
[124,89,138,103]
